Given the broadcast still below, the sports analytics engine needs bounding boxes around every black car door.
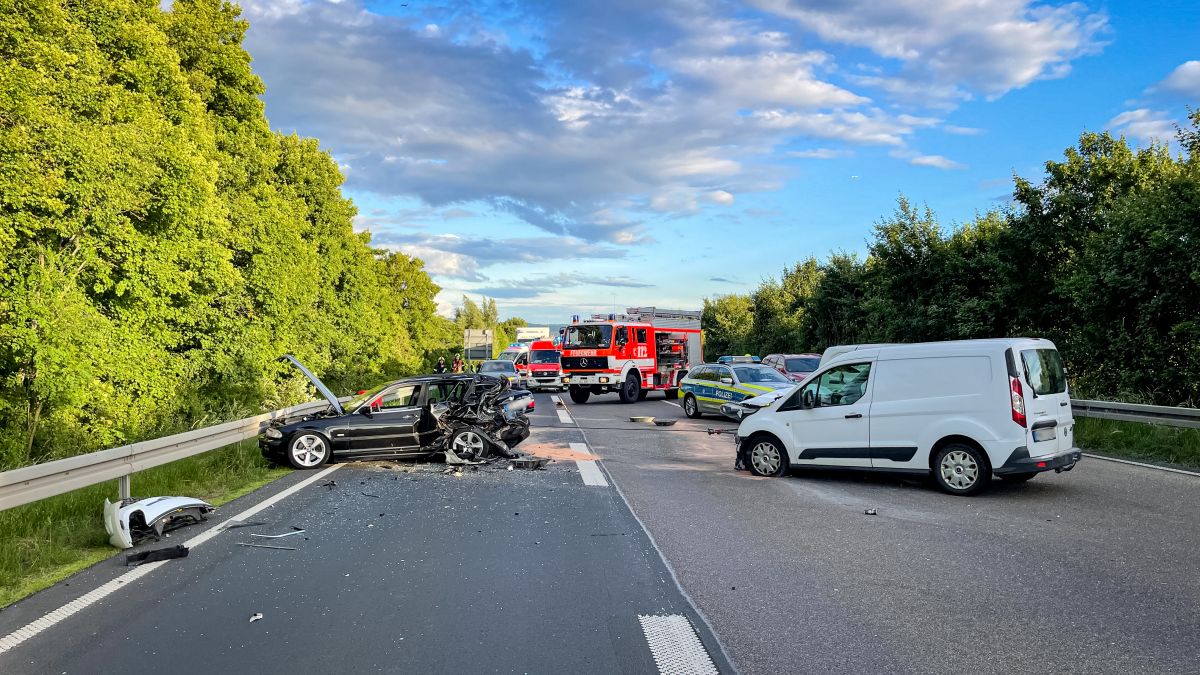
[345,384,424,454]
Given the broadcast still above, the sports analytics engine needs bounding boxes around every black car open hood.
[281,355,344,415]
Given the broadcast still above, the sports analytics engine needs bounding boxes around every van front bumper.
[995,447,1082,475]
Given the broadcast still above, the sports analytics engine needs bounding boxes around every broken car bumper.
[994,447,1083,475]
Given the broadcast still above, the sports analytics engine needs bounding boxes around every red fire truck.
[560,307,703,404]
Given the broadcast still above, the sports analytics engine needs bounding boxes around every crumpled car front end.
[430,376,531,461]
[721,389,791,421]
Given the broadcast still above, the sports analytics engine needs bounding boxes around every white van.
[734,338,1081,495]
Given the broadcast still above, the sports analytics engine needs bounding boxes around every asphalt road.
[3,390,1197,674]
[0,413,730,675]
[564,390,1200,674]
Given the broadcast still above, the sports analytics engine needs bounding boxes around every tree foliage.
[0,0,455,468]
[703,116,1200,405]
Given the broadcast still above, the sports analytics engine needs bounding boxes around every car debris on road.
[236,542,298,551]
[103,496,213,549]
[125,545,190,566]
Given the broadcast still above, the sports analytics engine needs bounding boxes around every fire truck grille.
[562,356,606,371]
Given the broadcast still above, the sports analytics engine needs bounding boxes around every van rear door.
[1018,345,1073,456]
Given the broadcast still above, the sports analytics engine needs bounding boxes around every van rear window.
[1020,349,1067,396]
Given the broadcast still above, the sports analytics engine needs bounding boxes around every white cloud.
[752,0,1108,99]
[665,51,868,109]
[1152,60,1200,97]
[908,154,966,170]
[786,148,848,159]
[708,190,735,205]
[1107,109,1177,146]
[944,125,984,136]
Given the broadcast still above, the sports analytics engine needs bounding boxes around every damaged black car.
[260,356,532,469]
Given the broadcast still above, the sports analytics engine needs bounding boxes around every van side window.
[811,363,872,406]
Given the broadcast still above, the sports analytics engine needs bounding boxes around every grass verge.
[1075,417,1200,469]
[0,440,287,608]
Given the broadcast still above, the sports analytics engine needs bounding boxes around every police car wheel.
[683,394,702,418]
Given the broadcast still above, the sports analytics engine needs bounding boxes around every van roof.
[821,338,1056,366]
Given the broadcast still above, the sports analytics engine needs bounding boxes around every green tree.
[701,294,754,360]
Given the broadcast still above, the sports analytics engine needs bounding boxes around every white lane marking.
[662,401,681,408]
[638,614,719,675]
[550,394,573,423]
[570,442,608,486]
[550,394,563,404]
[1081,453,1200,477]
[0,464,342,655]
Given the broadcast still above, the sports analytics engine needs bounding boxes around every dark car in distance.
[762,353,822,382]
[261,357,532,469]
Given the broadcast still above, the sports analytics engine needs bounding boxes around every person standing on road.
[452,354,465,373]
[434,357,447,374]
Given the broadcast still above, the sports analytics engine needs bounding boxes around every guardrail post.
[118,474,130,500]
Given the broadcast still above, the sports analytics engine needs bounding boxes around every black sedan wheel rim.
[291,435,327,468]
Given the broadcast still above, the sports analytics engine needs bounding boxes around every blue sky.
[238,0,1199,323]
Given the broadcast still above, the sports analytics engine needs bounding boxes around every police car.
[678,363,795,419]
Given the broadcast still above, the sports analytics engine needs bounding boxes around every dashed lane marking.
[0,464,343,656]
[638,614,719,674]
[570,442,609,487]
[550,394,573,424]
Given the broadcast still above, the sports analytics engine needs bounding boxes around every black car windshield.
[480,361,515,373]
[785,357,820,372]
[530,350,560,364]
[733,365,790,383]
[346,382,391,411]
[564,325,612,348]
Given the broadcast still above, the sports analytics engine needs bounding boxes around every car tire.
[569,386,591,404]
[746,435,788,477]
[933,443,990,495]
[999,472,1038,483]
[683,393,702,418]
[287,432,330,470]
[449,428,488,461]
[618,374,640,403]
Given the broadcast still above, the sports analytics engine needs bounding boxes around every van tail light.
[1009,376,1027,427]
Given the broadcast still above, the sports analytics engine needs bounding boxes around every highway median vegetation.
[705,111,1200,410]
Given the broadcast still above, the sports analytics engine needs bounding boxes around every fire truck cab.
[560,307,703,404]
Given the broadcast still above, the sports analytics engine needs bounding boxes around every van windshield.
[530,350,559,364]
[1021,348,1068,395]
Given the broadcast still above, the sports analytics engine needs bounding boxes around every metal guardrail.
[0,400,332,512]
[1071,399,1200,429]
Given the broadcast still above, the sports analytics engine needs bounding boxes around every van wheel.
[683,394,702,418]
[618,374,640,403]
[933,444,989,495]
[747,436,788,477]
[999,472,1037,483]
[569,386,590,404]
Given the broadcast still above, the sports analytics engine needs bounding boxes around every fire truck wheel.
[683,393,703,418]
[637,389,648,401]
[618,374,640,403]
[569,386,591,404]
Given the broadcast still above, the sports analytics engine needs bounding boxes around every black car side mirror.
[801,389,816,409]
[359,407,374,417]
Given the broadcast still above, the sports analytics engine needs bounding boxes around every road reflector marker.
[638,614,718,674]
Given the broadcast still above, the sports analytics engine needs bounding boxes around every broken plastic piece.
[249,613,263,623]
[653,419,677,426]
[236,542,298,550]
[510,457,550,470]
[629,416,654,423]
[223,520,267,530]
[125,545,189,566]
[361,492,380,498]
[249,530,306,539]
[864,508,878,516]
[104,496,213,550]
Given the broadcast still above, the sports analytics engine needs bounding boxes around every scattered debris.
[361,492,380,498]
[249,529,306,539]
[629,416,654,423]
[653,419,677,426]
[590,533,629,537]
[864,508,878,516]
[319,480,337,490]
[249,613,263,623]
[223,520,267,530]
[707,428,737,435]
[236,543,298,551]
[510,457,550,470]
[555,399,564,408]
[507,465,514,471]
[125,545,189,566]
[104,496,213,550]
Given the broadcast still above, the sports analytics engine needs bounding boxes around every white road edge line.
[638,614,719,675]
[570,442,608,487]
[1081,452,1200,477]
[550,394,574,424]
[662,401,681,408]
[0,463,343,655]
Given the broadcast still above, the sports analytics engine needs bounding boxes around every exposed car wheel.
[450,429,488,461]
[569,386,591,404]
[618,374,640,403]
[933,443,990,495]
[287,433,330,470]
[999,472,1038,483]
[683,394,702,418]
[747,435,788,477]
